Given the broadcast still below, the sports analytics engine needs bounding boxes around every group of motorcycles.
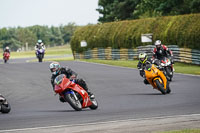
[1,50,173,113]
[143,57,174,95]
[2,48,44,64]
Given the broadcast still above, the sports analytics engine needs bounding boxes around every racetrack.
[0,59,200,132]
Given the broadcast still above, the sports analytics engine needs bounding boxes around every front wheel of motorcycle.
[89,98,98,110]
[166,67,173,81]
[1,103,11,113]
[65,92,82,111]
[155,79,166,95]
[4,59,7,63]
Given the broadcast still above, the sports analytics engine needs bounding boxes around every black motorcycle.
[159,57,174,81]
[0,94,11,113]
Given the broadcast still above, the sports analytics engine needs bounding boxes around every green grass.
[156,129,200,133]
[3,45,72,59]
[77,59,200,75]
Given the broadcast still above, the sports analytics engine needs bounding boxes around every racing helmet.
[138,53,148,64]
[38,40,42,44]
[5,46,9,50]
[155,40,161,49]
[49,62,61,75]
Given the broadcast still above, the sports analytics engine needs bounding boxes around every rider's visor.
[156,45,161,48]
[50,68,56,72]
[140,58,145,61]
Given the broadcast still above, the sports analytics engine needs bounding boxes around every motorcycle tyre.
[166,67,173,81]
[155,79,166,95]
[4,59,7,63]
[65,93,82,111]
[38,54,43,62]
[89,98,98,110]
[166,81,171,94]
[1,103,11,113]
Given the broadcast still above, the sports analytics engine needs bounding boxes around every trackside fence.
[73,45,200,65]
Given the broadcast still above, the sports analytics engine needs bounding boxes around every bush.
[70,13,200,53]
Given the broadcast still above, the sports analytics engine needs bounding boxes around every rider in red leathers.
[153,40,174,64]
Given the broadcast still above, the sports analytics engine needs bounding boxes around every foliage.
[0,23,77,51]
[70,13,200,52]
[97,0,200,22]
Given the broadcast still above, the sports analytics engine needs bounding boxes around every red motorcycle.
[3,52,10,63]
[54,74,98,111]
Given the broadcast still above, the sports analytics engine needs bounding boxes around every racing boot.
[59,96,66,103]
[144,79,150,85]
[86,88,95,99]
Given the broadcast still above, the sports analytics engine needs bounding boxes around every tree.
[60,23,77,43]
[97,0,140,22]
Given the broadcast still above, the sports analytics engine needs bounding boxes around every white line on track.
[0,113,200,132]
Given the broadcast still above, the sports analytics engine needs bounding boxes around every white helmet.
[49,62,61,75]
[38,40,42,44]
[5,46,9,50]
[155,40,161,46]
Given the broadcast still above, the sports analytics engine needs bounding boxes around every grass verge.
[2,45,72,59]
[156,129,200,133]
[77,59,200,75]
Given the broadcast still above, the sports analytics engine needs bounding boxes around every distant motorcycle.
[36,48,45,62]
[3,52,10,63]
[144,64,171,94]
[54,74,98,111]
[160,57,174,81]
[0,94,11,113]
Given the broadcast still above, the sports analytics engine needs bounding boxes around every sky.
[0,0,100,28]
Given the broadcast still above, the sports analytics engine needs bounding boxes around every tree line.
[97,0,200,22]
[0,23,77,51]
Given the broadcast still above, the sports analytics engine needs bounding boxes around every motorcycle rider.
[153,40,174,64]
[3,46,10,54]
[49,62,95,102]
[137,53,153,84]
[35,39,45,56]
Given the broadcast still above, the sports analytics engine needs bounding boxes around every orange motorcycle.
[144,64,171,94]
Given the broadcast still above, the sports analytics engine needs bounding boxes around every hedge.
[70,13,200,53]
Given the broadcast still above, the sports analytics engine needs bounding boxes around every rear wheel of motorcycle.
[65,93,82,111]
[1,103,11,113]
[155,79,166,95]
[89,99,98,110]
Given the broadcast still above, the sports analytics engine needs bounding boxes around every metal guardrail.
[74,45,200,65]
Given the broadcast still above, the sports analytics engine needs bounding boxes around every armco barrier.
[73,45,200,65]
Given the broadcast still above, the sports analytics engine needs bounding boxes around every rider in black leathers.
[49,62,94,102]
[137,53,160,84]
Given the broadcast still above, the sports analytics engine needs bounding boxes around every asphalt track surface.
[0,58,200,131]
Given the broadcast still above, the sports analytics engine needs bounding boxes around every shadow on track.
[126,93,166,96]
[34,109,92,113]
